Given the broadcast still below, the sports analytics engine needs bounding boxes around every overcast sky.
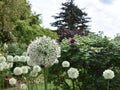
[28,0,120,38]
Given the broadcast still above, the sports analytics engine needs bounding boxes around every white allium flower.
[0,63,4,71]
[27,36,61,67]
[13,67,22,75]
[0,56,6,62]
[22,52,27,56]
[3,43,8,50]
[30,71,38,77]
[7,55,13,62]
[19,56,26,62]
[21,66,29,74]
[20,83,28,90]
[103,69,115,79]
[62,61,70,67]
[9,78,17,86]
[6,63,13,69]
[67,67,79,79]
[2,62,7,69]
[33,65,41,73]
[13,56,20,62]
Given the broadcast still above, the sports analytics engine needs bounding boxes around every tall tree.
[51,0,91,40]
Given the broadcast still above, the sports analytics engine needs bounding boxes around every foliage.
[0,0,31,43]
[48,33,120,90]
[13,18,58,45]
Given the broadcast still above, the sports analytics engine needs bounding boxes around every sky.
[28,0,120,39]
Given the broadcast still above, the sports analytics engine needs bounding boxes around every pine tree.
[51,0,91,41]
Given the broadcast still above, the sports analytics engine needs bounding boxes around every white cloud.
[28,0,120,38]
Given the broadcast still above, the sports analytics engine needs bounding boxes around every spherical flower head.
[6,63,13,69]
[0,56,6,62]
[27,36,61,67]
[7,55,13,62]
[103,69,115,79]
[13,67,22,75]
[67,67,79,79]
[3,43,8,50]
[21,66,29,74]
[70,38,75,44]
[33,65,41,73]
[62,61,70,67]
[30,71,38,77]
[20,83,28,90]
[22,52,27,56]
[9,78,17,86]
[13,55,20,62]
[0,63,4,71]
[19,56,26,62]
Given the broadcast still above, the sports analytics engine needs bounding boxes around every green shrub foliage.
[48,33,120,90]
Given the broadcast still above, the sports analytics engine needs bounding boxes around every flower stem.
[107,80,109,90]
[72,79,75,90]
[44,68,48,90]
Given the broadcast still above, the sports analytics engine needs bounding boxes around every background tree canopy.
[51,0,91,41]
[0,0,58,44]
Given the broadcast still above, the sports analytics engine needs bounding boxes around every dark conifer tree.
[51,0,91,41]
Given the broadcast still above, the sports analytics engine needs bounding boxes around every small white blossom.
[33,65,41,73]
[0,63,4,71]
[13,67,22,75]
[6,63,13,69]
[13,56,20,62]
[0,56,6,62]
[67,67,79,79]
[62,61,70,67]
[20,83,28,90]
[19,56,26,62]
[103,69,115,79]
[2,62,7,69]
[9,78,17,86]
[21,66,29,74]
[7,55,13,62]
[30,71,38,77]
[3,43,8,50]
[22,52,27,56]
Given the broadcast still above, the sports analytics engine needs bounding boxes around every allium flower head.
[67,67,79,79]
[33,65,41,73]
[20,83,28,90]
[30,71,38,77]
[27,36,61,67]
[0,56,6,62]
[70,38,75,44]
[7,55,13,62]
[9,78,17,86]
[103,69,115,79]
[21,66,29,74]
[13,56,20,62]
[62,61,70,67]
[13,67,22,75]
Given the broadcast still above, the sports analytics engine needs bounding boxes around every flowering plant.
[27,36,61,67]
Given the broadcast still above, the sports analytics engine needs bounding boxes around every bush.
[48,33,120,90]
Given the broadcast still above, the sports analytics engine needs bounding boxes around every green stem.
[107,80,109,90]
[44,68,48,90]
[72,79,75,90]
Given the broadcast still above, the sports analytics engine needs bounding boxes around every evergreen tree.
[51,0,91,40]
